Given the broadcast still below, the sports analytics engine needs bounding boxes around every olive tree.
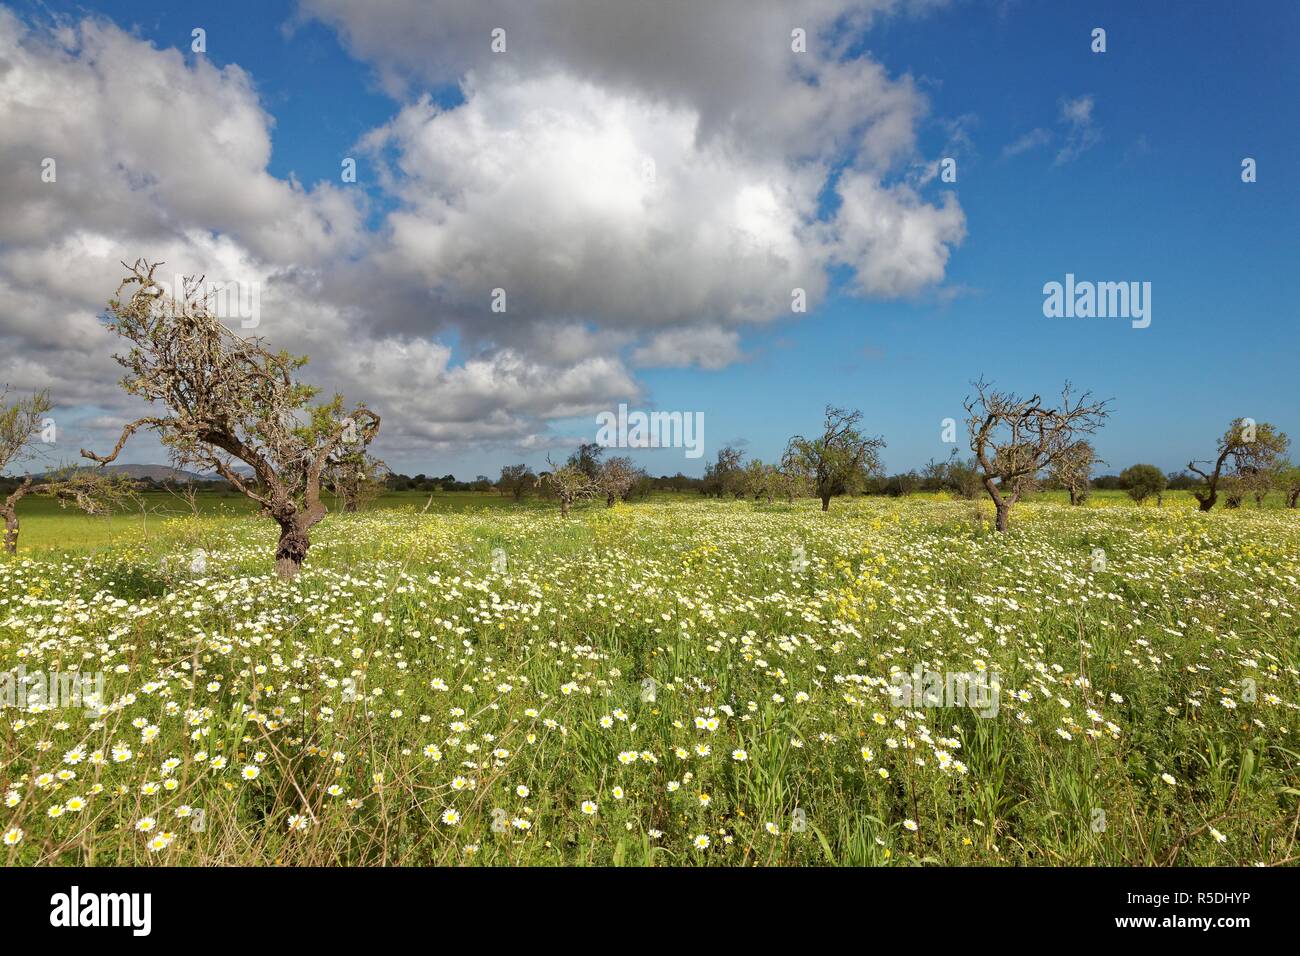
[784,406,885,512]
[1188,418,1289,511]
[81,260,380,579]
[964,379,1110,532]
[1120,463,1166,505]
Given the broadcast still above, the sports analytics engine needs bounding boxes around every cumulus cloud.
[829,173,966,297]
[355,71,830,340]
[0,2,969,467]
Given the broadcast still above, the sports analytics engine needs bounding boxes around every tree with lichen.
[325,447,387,513]
[597,455,638,507]
[784,406,885,512]
[1188,419,1288,512]
[81,259,380,579]
[964,379,1110,532]
[1048,440,1102,505]
[542,455,597,517]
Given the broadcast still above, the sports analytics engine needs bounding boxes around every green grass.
[10,490,556,552]
[2,494,1298,866]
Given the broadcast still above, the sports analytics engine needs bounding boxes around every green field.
[2,493,1298,865]
[11,487,1294,554]
[10,490,543,552]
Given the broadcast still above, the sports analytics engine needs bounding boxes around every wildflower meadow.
[3,494,1296,866]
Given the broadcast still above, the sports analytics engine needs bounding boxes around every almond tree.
[1188,418,1289,511]
[1048,440,1102,505]
[785,406,885,511]
[964,379,1110,532]
[1277,460,1300,509]
[497,463,536,502]
[0,388,50,551]
[703,445,745,498]
[598,455,638,507]
[325,448,387,513]
[742,459,776,502]
[774,450,811,503]
[543,455,597,517]
[81,260,380,579]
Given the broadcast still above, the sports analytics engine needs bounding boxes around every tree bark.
[274,517,312,579]
[274,501,325,580]
[2,478,32,555]
[2,508,17,555]
[820,494,830,512]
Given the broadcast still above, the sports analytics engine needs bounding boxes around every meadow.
[2,492,1298,866]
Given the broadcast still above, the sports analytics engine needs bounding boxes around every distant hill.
[32,464,213,482]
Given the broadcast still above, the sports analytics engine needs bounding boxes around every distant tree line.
[3,261,1296,571]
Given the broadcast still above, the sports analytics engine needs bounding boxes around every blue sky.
[3,0,1296,479]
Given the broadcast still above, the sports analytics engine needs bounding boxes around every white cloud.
[632,326,745,370]
[829,173,966,297]
[0,3,970,468]
[1055,94,1101,165]
[1001,127,1051,159]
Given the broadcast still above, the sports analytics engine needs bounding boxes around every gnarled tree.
[1188,418,1289,512]
[964,379,1110,532]
[1048,440,1102,505]
[81,260,380,579]
[597,455,638,507]
[2,387,133,552]
[785,406,885,511]
[1276,460,1300,509]
[543,454,598,517]
[702,445,745,499]
[325,448,387,513]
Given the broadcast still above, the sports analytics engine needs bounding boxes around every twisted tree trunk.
[2,478,33,554]
[273,502,325,580]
